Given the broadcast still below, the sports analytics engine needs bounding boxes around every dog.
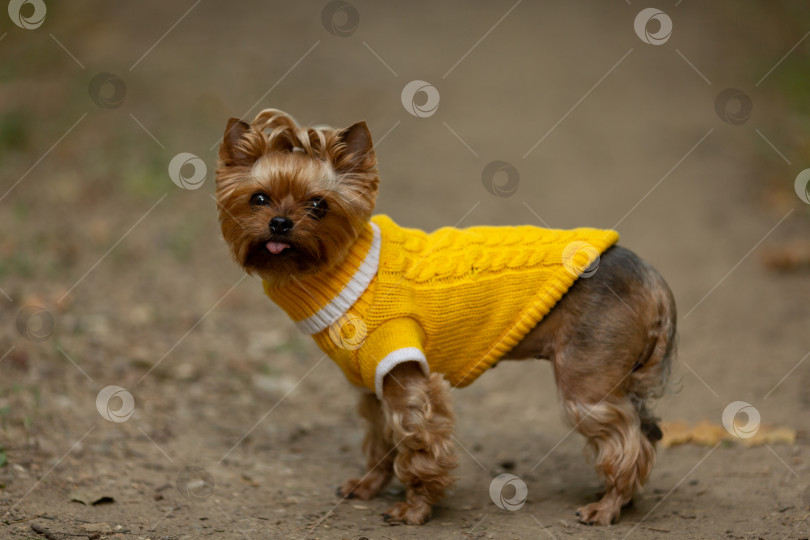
[215,109,677,526]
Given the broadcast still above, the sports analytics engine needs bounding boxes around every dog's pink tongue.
[266,241,290,254]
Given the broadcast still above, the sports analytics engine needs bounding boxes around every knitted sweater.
[264,215,619,398]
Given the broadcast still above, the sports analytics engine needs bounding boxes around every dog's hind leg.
[517,245,676,525]
[561,394,655,525]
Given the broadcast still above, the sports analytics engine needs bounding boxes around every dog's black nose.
[269,216,294,234]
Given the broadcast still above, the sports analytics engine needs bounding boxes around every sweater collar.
[263,221,381,335]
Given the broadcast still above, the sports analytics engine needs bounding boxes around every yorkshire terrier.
[215,109,677,526]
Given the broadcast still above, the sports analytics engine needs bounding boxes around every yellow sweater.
[264,215,618,398]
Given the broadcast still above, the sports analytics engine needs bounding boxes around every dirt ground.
[2,1,809,539]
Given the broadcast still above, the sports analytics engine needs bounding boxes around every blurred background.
[1,1,809,538]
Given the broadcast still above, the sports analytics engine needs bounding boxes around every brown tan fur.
[338,365,458,524]
[509,245,676,524]
[216,109,378,286]
[215,109,677,526]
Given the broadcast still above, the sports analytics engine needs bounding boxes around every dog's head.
[215,109,378,284]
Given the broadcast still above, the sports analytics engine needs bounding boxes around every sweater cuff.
[373,348,429,400]
[357,317,427,397]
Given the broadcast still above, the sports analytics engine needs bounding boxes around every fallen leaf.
[690,420,727,446]
[69,488,115,505]
[660,421,797,448]
[762,241,810,273]
[741,426,797,447]
[660,420,690,448]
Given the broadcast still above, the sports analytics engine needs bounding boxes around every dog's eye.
[306,197,328,219]
[250,193,271,207]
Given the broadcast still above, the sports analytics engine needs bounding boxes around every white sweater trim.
[295,222,381,335]
[374,347,429,400]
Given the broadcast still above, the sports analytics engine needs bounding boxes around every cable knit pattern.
[264,214,619,395]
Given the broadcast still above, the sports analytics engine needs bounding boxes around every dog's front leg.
[338,392,395,500]
[380,361,458,525]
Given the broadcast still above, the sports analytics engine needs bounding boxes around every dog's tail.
[627,265,678,445]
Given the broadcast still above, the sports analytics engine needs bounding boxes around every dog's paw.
[382,501,431,525]
[337,478,379,501]
[575,501,620,526]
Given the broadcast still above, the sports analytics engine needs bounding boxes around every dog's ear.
[335,121,376,173]
[219,117,259,167]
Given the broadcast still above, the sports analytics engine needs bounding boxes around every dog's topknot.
[250,108,334,158]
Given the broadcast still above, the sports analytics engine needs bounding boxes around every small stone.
[252,374,296,396]
[81,523,113,533]
[175,363,195,380]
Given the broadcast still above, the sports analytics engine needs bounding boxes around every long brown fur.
[215,109,677,526]
[509,245,676,524]
[338,363,459,524]
[216,109,378,285]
